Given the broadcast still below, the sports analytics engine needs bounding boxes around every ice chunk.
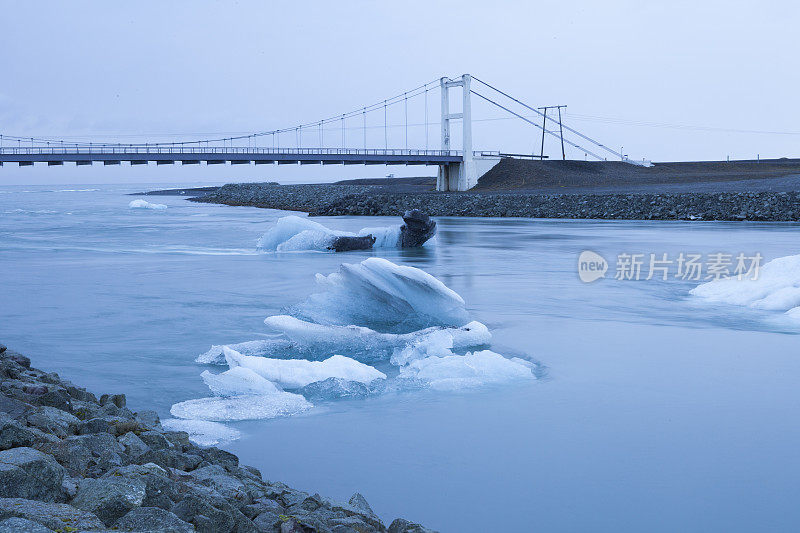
[399,350,535,391]
[357,225,402,248]
[161,418,241,447]
[262,315,490,362]
[129,199,167,210]
[296,377,384,401]
[391,329,455,366]
[170,393,312,421]
[201,367,281,397]
[294,257,470,332]
[196,338,292,364]
[223,346,386,389]
[256,215,401,252]
[690,254,800,317]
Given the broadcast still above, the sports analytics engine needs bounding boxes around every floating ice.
[261,315,490,362]
[296,377,385,402]
[690,254,800,318]
[196,338,293,365]
[161,418,241,447]
[129,199,167,210]
[399,350,535,391]
[294,257,470,332]
[223,346,386,389]
[390,329,456,366]
[256,215,401,252]
[170,393,312,422]
[201,366,281,397]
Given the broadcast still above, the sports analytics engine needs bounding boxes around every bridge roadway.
[0,147,474,167]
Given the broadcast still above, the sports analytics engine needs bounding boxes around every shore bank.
[185,183,800,221]
[0,344,434,533]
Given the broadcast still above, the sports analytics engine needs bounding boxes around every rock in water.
[398,209,436,247]
[327,234,376,252]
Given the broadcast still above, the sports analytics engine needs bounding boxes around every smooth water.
[2,184,799,532]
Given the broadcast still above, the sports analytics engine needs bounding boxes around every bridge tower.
[437,74,498,191]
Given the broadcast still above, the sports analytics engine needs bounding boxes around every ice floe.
[690,254,800,318]
[256,215,401,252]
[177,257,537,442]
[399,350,535,391]
[129,199,167,210]
[223,346,386,389]
[170,393,312,422]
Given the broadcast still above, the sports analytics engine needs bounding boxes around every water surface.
[1,184,799,532]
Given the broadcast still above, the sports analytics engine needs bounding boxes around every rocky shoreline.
[0,344,434,533]
[188,183,800,222]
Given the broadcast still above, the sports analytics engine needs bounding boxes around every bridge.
[0,74,631,191]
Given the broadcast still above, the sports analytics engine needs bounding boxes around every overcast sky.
[2,0,798,184]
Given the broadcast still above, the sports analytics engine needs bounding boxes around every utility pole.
[538,105,567,160]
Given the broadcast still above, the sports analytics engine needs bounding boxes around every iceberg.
[170,393,312,422]
[690,254,800,318]
[256,215,401,252]
[161,418,241,447]
[129,199,167,210]
[294,257,471,332]
[399,350,535,391]
[223,346,386,389]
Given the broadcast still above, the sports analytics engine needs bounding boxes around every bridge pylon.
[437,74,498,191]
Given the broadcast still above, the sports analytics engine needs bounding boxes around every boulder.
[0,517,52,532]
[119,431,150,457]
[388,518,438,533]
[189,464,250,504]
[0,498,104,530]
[71,475,147,525]
[328,235,376,252]
[0,396,33,421]
[138,430,174,450]
[0,447,65,501]
[0,415,56,450]
[105,463,175,510]
[114,506,195,532]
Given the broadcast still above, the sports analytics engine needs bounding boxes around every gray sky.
[2,0,798,184]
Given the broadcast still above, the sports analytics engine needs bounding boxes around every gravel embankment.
[0,344,434,533]
[190,183,800,221]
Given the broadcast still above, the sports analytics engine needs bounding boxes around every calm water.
[1,184,799,532]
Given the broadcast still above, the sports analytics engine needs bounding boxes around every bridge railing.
[0,146,479,157]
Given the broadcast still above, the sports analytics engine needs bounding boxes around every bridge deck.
[0,147,473,166]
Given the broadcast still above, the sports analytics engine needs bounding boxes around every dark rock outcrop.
[398,210,436,247]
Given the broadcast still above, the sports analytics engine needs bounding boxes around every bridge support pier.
[437,156,501,192]
[437,74,484,191]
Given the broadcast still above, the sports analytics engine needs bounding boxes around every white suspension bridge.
[0,75,632,191]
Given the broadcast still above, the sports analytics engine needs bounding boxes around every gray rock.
[105,463,175,510]
[0,396,33,420]
[171,492,237,532]
[0,517,52,532]
[135,448,202,472]
[388,518,438,533]
[253,510,282,532]
[99,393,126,408]
[119,431,150,457]
[71,475,147,525]
[198,447,238,470]
[0,415,56,450]
[0,497,105,530]
[189,464,250,504]
[114,506,195,532]
[348,492,377,521]
[0,447,65,501]
[0,345,5,355]
[138,430,173,450]
[134,410,161,430]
